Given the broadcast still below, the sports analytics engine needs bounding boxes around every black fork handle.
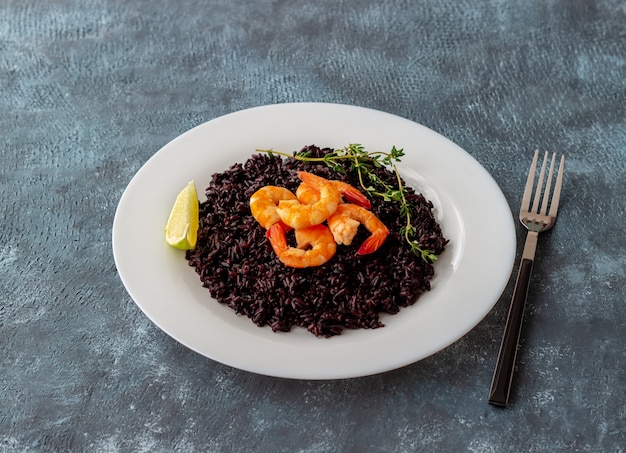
[488,257,534,406]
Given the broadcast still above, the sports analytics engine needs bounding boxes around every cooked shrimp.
[327,203,389,255]
[295,182,321,205]
[297,171,371,209]
[250,186,297,230]
[276,182,340,229]
[266,223,337,268]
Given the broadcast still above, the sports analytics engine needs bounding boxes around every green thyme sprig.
[257,144,438,263]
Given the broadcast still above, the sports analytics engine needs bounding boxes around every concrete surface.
[1,0,624,451]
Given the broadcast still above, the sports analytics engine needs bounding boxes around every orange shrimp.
[295,182,321,205]
[266,223,337,268]
[276,182,340,229]
[297,171,371,209]
[327,204,389,255]
[250,186,297,230]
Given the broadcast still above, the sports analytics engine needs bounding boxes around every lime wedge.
[164,181,199,250]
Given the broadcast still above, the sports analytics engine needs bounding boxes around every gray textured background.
[1,0,625,451]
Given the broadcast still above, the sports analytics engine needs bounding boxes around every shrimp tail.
[357,230,389,255]
[340,185,371,209]
[297,170,371,209]
[277,220,292,233]
[266,223,288,254]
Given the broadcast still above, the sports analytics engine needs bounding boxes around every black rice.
[186,145,448,337]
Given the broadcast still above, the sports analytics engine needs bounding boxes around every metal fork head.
[519,150,565,233]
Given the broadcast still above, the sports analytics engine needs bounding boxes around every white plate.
[112,103,516,380]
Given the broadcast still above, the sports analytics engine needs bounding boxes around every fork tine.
[522,150,539,211]
[540,153,557,215]
[531,151,549,213]
[548,155,565,217]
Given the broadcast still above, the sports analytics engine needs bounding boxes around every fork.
[488,150,565,406]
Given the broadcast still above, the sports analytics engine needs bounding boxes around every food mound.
[251,171,390,268]
[186,145,447,337]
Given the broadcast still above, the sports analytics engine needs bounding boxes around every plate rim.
[112,102,516,379]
